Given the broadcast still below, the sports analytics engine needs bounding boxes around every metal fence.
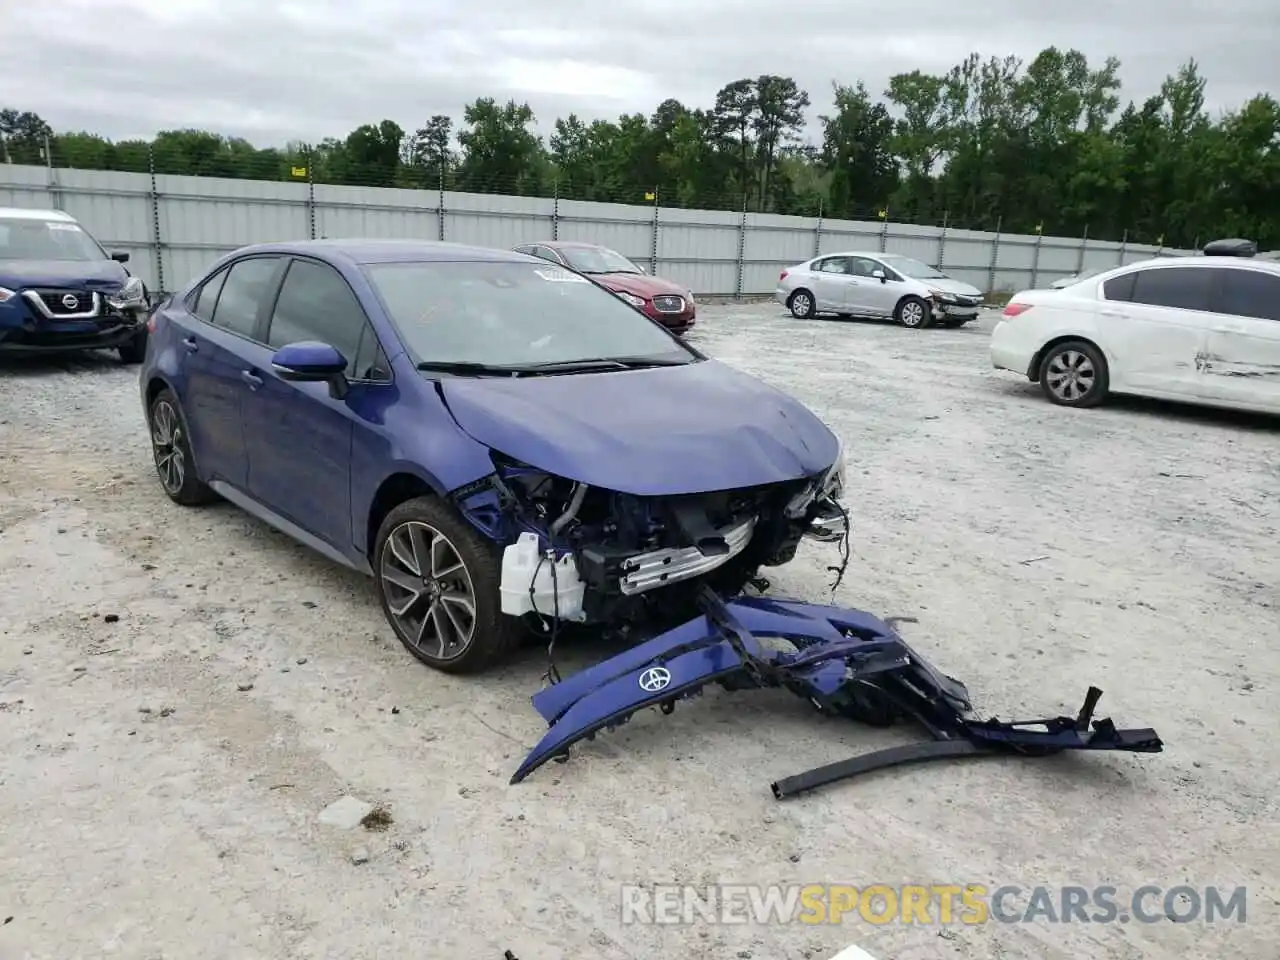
[0,162,1192,298]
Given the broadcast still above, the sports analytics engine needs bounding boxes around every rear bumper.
[990,321,1036,378]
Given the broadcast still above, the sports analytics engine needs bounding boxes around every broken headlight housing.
[784,435,846,519]
[106,276,147,310]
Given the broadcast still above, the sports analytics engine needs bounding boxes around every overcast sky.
[6,0,1278,147]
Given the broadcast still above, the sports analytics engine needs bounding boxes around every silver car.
[775,251,984,329]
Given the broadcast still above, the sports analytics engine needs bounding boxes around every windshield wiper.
[416,361,540,377]
[525,355,692,373]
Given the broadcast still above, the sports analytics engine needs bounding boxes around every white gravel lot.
[1,303,1277,960]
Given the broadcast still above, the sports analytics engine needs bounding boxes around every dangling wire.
[529,552,565,686]
[826,500,853,598]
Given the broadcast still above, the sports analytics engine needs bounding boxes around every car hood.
[927,276,984,298]
[590,272,689,299]
[0,258,129,290]
[438,359,839,496]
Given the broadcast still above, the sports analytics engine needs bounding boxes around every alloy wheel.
[380,521,478,661]
[791,293,811,316]
[900,301,926,327]
[1044,350,1096,402]
[151,400,186,494]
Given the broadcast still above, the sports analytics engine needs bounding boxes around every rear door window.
[210,256,282,338]
[1102,272,1136,302]
[1129,267,1213,312]
[192,268,228,320]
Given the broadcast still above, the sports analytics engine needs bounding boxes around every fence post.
[649,189,660,276]
[551,179,560,241]
[306,163,316,240]
[43,132,61,210]
[879,208,889,252]
[1118,228,1128,266]
[987,216,1002,295]
[147,145,165,296]
[437,163,446,242]
[937,211,949,270]
[1030,226,1043,289]
[813,199,823,257]
[1076,225,1089,274]
[734,192,747,299]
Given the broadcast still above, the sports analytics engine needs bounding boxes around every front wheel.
[895,296,933,329]
[1037,340,1109,408]
[118,327,148,364]
[373,496,521,674]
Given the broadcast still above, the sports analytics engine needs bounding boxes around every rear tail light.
[1003,302,1032,317]
[779,270,789,281]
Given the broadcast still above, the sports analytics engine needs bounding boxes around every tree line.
[3,47,1278,247]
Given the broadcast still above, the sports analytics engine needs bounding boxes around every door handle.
[182,337,199,352]
[1100,309,1123,319]
[240,370,263,389]
[1213,324,1243,334]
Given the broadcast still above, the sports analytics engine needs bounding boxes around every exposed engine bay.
[450,445,849,637]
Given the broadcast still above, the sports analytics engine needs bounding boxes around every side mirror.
[110,251,130,263]
[871,269,886,282]
[271,341,350,399]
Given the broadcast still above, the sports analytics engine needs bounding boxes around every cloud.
[4,0,1278,146]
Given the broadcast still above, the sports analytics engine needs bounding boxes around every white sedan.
[990,247,1280,414]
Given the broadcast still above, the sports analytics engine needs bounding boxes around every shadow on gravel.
[0,350,127,378]
[989,378,1280,433]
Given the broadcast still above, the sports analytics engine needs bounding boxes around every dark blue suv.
[140,239,848,674]
[0,207,150,361]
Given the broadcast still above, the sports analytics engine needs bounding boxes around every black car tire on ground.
[1037,339,1110,408]
[895,295,933,329]
[941,317,971,328]
[373,495,522,674]
[788,289,817,319]
[118,327,148,364]
[148,388,218,506]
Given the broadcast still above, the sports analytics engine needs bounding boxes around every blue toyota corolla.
[140,239,848,673]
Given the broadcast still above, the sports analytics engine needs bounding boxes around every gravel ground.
[1,303,1277,960]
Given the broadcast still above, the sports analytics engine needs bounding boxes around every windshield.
[880,255,947,280]
[557,245,642,275]
[364,260,696,370]
[0,217,106,261]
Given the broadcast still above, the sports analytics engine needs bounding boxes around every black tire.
[148,388,217,506]
[942,317,971,328]
[373,495,521,674]
[788,289,817,319]
[895,295,933,329]
[1037,339,1110,408]
[118,327,148,364]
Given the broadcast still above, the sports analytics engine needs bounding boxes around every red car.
[512,241,696,335]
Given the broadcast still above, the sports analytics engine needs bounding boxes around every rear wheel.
[895,296,933,329]
[788,289,816,319]
[148,389,217,505]
[373,496,521,674]
[1037,340,1109,408]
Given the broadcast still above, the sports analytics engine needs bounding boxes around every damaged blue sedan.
[139,239,848,672]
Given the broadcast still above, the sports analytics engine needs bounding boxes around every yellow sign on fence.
[290,166,308,179]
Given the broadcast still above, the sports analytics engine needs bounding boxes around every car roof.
[0,207,77,222]
[813,250,889,260]
[1108,254,1280,277]
[227,238,538,266]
